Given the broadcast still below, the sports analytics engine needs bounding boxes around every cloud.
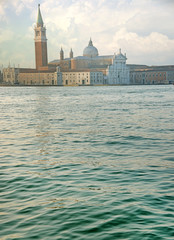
[12,0,35,15]
[0,0,35,17]
[153,0,174,6]
[37,0,174,62]
[111,28,174,64]
[1,0,174,66]
[0,28,14,43]
[0,0,8,21]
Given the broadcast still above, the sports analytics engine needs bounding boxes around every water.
[0,85,174,240]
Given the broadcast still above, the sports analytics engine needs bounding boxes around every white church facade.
[106,49,130,85]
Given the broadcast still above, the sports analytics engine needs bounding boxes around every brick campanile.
[34,4,48,69]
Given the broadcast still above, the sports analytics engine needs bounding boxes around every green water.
[0,85,174,239]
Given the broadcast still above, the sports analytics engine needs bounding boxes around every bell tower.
[34,4,48,69]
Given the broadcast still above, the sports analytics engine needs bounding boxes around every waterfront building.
[106,49,130,85]
[18,70,56,85]
[49,38,130,85]
[3,67,20,84]
[60,70,104,86]
[130,69,170,85]
[166,70,174,84]
[2,4,173,86]
[2,67,55,85]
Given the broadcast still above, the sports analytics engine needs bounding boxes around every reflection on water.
[0,86,174,240]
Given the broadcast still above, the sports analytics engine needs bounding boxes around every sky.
[0,0,174,68]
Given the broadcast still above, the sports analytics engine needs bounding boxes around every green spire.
[37,4,44,27]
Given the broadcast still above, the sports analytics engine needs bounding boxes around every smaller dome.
[83,39,99,58]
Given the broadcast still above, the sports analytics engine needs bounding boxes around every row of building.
[2,65,174,86]
[1,4,174,86]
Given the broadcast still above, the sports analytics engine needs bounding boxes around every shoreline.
[0,83,170,87]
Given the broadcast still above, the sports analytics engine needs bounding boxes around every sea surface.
[0,85,174,240]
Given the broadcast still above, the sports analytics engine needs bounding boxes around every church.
[3,4,130,86]
[3,4,173,85]
[49,24,130,85]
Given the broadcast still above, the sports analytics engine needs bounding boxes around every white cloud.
[0,0,34,17]
[11,0,34,15]
[0,29,14,43]
[1,0,174,66]
[37,0,174,64]
[111,28,174,64]
[0,0,8,21]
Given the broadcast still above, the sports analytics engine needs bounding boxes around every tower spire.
[70,48,73,58]
[89,38,93,46]
[37,4,44,27]
[34,4,48,69]
[60,47,64,60]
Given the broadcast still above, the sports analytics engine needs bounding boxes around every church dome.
[83,38,99,58]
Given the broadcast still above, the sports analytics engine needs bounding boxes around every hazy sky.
[0,0,174,68]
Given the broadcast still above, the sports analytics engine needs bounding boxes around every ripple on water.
[0,86,174,239]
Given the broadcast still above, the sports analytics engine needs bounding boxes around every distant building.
[2,4,173,86]
[18,69,56,85]
[106,49,130,84]
[3,67,20,84]
[49,37,130,85]
[60,70,104,86]
[166,70,174,84]
[129,65,174,84]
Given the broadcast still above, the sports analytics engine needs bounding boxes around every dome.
[83,39,99,58]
